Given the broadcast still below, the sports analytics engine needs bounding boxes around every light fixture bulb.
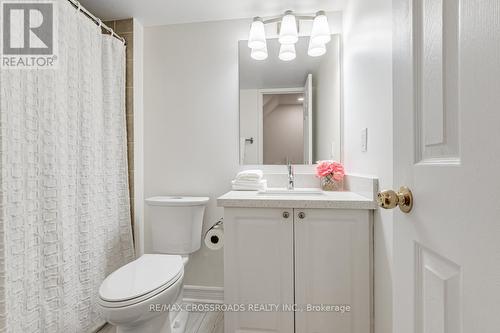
[311,11,331,45]
[251,45,268,60]
[308,38,326,57]
[279,43,296,61]
[279,11,298,45]
[248,17,267,49]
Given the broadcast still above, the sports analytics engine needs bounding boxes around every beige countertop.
[217,189,377,210]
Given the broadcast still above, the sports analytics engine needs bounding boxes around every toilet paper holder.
[207,218,223,235]
[207,218,223,230]
[204,218,224,250]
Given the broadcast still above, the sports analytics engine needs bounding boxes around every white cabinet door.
[294,209,372,333]
[224,208,295,333]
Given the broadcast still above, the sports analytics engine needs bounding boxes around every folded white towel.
[232,179,263,186]
[232,179,267,191]
[235,170,263,181]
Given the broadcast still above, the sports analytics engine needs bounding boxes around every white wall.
[143,14,342,288]
[144,19,250,287]
[313,35,341,162]
[239,89,260,164]
[342,1,393,333]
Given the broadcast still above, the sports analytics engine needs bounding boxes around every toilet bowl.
[99,254,184,333]
[98,196,209,333]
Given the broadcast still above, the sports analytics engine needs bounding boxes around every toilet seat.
[99,254,184,308]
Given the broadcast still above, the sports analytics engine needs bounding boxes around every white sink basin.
[258,188,324,196]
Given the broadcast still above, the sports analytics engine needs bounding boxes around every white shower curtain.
[0,1,135,332]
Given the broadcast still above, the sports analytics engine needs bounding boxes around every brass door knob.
[377,186,413,213]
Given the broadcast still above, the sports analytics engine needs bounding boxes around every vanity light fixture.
[307,38,327,57]
[248,17,267,49]
[310,11,331,44]
[248,10,331,61]
[279,10,299,45]
[251,46,268,60]
[279,44,296,61]
[249,17,268,60]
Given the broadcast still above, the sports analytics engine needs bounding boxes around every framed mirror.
[239,35,341,165]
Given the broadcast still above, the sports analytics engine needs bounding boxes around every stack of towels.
[232,170,267,191]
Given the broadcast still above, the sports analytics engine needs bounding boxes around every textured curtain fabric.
[0,1,135,332]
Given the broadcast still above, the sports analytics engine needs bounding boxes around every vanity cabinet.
[223,207,372,333]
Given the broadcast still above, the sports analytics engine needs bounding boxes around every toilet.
[98,196,210,333]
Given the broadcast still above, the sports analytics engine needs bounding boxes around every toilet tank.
[146,196,209,254]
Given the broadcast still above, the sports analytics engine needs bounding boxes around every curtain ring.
[97,18,102,28]
[75,1,81,12]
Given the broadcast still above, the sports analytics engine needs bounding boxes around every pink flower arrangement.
[315,160,345,181]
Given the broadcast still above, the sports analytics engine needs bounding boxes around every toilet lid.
[99,254,183,303]
[146,196,209,207]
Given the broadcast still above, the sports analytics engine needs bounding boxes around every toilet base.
[114,309,189,333]
[171,310,189,333]
[115,312,170,333]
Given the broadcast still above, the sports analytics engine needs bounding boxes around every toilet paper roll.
[204,225,224,250]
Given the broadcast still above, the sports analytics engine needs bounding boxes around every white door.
[303,74,313,164]
[392,1,500,332]
[224,208,294,333]
[294,209,371,333]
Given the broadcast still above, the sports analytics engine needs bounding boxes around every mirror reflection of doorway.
[262,92,305,165]
[259,74,313,165]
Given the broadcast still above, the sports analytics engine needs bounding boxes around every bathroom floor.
[98,308,223,333]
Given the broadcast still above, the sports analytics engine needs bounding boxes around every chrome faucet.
[287,162,295,190]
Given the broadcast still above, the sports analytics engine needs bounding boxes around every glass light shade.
[279,12,298,45]
[279,44,296,61]
[308,38,326,57]
[251,46,268,60]
[311,11,331,45]
[248,18,266,49]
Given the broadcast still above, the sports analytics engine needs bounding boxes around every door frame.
[258,87,305,164]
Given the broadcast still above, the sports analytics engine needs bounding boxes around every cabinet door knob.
[283,211,290,219]
[298,212,306,219]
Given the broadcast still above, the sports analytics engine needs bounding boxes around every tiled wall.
[104,19,134,236]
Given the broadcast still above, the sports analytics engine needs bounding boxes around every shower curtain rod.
[67,0,126,44]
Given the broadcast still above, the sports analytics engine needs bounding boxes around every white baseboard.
[183,285,224,304]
